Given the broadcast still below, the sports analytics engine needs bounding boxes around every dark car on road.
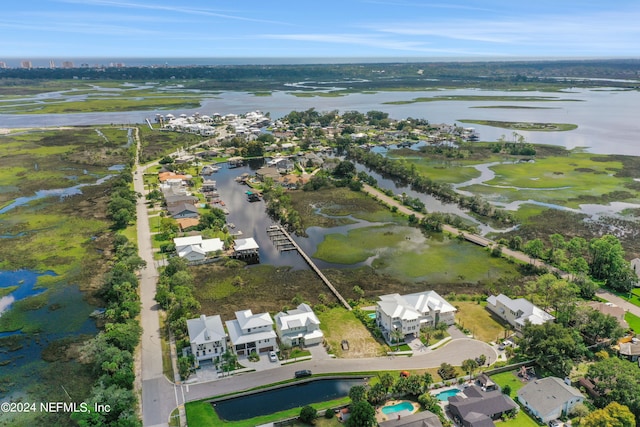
[294,370,312,378]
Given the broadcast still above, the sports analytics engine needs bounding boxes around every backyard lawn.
[490,371,530,394]
[454,301,508,343]
[498,411,541,427]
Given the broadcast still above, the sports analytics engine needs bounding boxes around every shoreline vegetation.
[457,119,578,131]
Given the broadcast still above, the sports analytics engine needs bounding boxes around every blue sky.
[2,0,640,61]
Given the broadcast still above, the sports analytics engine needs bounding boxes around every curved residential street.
[180,338,497,403]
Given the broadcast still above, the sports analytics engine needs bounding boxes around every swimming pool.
[381,401,414,415]
[368,312,376,319]
[435,388,460,401]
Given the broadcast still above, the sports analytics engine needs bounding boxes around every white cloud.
[57,0,291,25]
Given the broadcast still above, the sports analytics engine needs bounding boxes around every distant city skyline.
[2,0,639,60]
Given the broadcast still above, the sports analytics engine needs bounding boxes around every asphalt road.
[181,338,497,402]
[133,146,179,426]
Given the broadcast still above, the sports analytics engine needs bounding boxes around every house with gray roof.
[164,194,198,208]
[274,303,323,347]
[378,410,443,427]
[376,291,456,343]
[186,314,227,368]
[447,385,518,427]
[168,203,199,219]
[225,309,278,356]
[517,377,585,424]
[486,294,554,333]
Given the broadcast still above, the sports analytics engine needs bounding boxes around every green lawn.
[625,312,640,333]
[499,411,542,427]
[490,371,529,394]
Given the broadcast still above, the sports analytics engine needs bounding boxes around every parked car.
[294,370,312,378]
[269,351,278,362]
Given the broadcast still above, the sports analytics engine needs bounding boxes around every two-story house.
[376,291,456,343]
[274,303,324,347]
[225,309,278,356]
[186,314,227,368]
[486,294,555,333]
[517,377,585,424]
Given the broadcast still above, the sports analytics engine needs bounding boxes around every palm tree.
[391,328,404,351]
[461,358,479,381]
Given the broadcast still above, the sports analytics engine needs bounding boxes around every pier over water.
[267,226,351,310]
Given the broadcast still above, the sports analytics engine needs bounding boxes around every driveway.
[596,288,640,317]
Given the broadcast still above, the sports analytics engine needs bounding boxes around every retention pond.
[212,377,366,421]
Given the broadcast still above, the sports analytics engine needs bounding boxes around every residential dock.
[266,225,351,310]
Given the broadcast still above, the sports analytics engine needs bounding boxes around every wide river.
[1,87,639,155]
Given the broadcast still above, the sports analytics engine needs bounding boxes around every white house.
[486,294,555,332]
[186,314,227,368]
[174,235,224,261]
[517,377,585,424]
[225,309,278,356]
[274,303,324,347]
[233,237,259,258]
[376,291,456,343]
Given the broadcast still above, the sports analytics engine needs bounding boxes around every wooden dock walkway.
[266,226,352,310]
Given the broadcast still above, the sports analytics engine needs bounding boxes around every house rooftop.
[517,377,584,418]
[187,314,225,345]
[487,294,554,326]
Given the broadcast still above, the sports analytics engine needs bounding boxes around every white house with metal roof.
[174,235,224,262]
[233,237,259,258]
[225,309,278,356]
[486,294,555,332]
[186,314,227,368]
[376,291,456,342]
[274,303,324,347]
[517,377,585,424]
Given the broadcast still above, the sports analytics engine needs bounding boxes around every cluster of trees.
[299,374,452,427]
[73,235,144,426]
[155,257,200,378]
[262,178,304,235]
[347,147,515,225]
[107,171,137,229]
[283,108,337,127]
[521,234,636,292]
[518,303,626,377]
[491,133,537,155]
[581,402,636,427]
[586,356,640,421]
